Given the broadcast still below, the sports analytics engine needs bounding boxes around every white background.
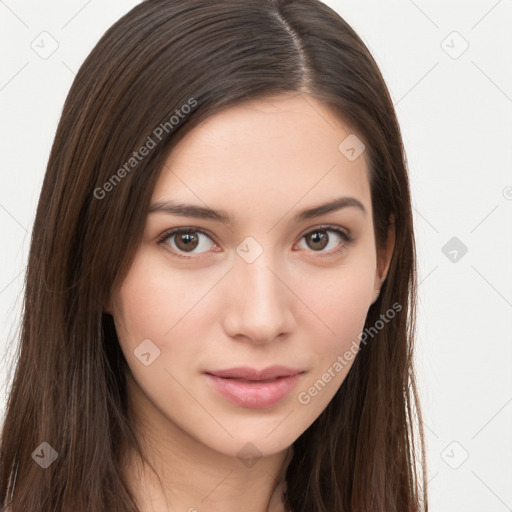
[1,1,511,511]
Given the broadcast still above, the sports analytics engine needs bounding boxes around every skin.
[107,92,395,512]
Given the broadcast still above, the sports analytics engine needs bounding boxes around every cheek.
[300,259,376,360]
[114,281,167,347]
[335,269,374,329]
[112,251,182,353]
[112,251,220,367]
[293,265,375,411]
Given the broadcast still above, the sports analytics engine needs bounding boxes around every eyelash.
[157,224,353,260]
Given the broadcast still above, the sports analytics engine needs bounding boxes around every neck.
[121,372,293,512]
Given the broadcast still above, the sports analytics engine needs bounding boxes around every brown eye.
[298,227,351,254]
[160,228,217,257]
[175,231,199,252]
[305,231,329,251]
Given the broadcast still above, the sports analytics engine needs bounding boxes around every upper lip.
[205,365,304,381]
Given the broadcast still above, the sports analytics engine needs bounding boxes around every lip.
[206,365,303,381]
[204,366,304,408]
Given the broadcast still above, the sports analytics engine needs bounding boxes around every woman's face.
[110,92,393,460]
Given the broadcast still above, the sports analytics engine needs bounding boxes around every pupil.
[177,232,198,251]
[310,231,327,250]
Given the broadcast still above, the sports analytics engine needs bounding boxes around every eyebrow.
[148,196,366,225]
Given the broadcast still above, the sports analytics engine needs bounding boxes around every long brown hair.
[0,0,427,510]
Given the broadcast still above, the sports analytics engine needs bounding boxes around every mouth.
[205,365,304,381]
[203,366,305,408]
[216,376,287,383]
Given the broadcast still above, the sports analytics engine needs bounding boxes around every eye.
[296,226,353,256]
[158,228,218,259]
[158,225,353,260]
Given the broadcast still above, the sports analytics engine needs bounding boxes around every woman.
[0,0,427,510]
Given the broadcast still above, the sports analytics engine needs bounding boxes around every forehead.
[151,93,371,227]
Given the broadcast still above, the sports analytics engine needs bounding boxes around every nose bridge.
[223,239,293,343]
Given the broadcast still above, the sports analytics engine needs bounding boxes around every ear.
[371,214,395,305]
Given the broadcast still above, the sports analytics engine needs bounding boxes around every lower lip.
[205,373,302,408]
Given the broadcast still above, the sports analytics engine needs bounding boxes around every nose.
[221,251,296,345]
